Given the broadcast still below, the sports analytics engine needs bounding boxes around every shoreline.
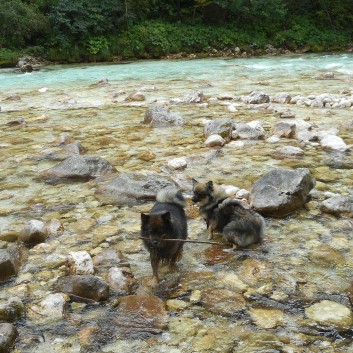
[2,45,353,72]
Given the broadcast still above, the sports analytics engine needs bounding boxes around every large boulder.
[95,172,175,205]
[144,105,184,127]
[321,195,353,217]
[40,156,116,183]
[250,168,316,217]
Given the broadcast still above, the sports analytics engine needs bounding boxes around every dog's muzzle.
[151,239,160,247]
[192,195,200,203]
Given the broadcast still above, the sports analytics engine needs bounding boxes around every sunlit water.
[0,53,353,352]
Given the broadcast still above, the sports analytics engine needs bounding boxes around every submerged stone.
[95,172,176,205]
[144,105,184,126]
[305,300,353,330]
[41,155,117,183]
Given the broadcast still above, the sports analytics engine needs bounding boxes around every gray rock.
[271,121,296,138]
[204,134,225,147]
[0,297,24,322]
[182,91,205,103]
[319,134,348,151]
[95,172,175,205]
[232,123,265,140]
[250,168,316,217]
[63,141,86,155]
[274,146,304,159]
[144,105,184,126]
[204,118,234,139]
[242,92,270,104]
[0,246,20,282]
[41,156,117,183]
[19,219,48,244]
[57,275,109,302]
[271,93,292,104]
[324,152,353,169]
[0,323,18,353]
[321,195,353,217]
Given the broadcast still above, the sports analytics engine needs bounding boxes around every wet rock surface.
[144,105,184,126]
[40,155,117,183]
[95,172,176,205]
[250,168,316,217]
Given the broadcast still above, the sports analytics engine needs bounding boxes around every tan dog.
[192,179,264,250]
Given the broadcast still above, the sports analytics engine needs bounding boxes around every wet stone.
[144,105,184,126]
[0,323,18,353]
[106,267,136,294]
[19,219,48,245]
[204,134,226,147]
[203,118,234,139]
[56,275,110,302]
[305,300,353,330]
[321,195,353,217]
[0,246,21,282]
[0,297,24,322]
[27,293,69,323]
[66,251,94,275]
[201,288,246,316]
[95,172,176,205]
[114,295,168,339]
[271,121,296,138]
[248,307,284,328]
[40,155,117,183]
[250,168,316,217]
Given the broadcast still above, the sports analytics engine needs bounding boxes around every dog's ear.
[206,180,214,191]
[161,211,171,222]
[141,213,150,224]
[192,178,198,186]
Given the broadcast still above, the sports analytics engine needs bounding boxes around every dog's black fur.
[192,179,264,249]
[141,187,187,283]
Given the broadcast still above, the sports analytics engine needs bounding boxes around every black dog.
[141,187,187,284]
[192,179,264,250]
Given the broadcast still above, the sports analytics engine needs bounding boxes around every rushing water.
[1,53,353,353]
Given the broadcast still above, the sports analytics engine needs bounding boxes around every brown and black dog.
[192,179,264,250]
[141,187,187,284]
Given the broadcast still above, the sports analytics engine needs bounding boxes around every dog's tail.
[156,187,186,208]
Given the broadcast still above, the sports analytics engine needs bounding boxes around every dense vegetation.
[0,0,352,66]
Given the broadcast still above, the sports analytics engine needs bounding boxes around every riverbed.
[1,53,353,352]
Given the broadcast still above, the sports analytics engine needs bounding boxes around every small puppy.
[192,179,264,250]
[141,187,187,284]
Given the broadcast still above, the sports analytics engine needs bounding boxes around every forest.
[0,0,352,65]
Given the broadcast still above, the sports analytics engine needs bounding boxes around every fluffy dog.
[192,179,264,250]
[141,187,187,283]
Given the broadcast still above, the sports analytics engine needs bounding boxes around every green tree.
[0,0,48,48]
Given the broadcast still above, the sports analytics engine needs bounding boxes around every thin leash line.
[139,237,220,245]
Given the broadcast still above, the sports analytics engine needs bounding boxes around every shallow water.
[1,53,353,352]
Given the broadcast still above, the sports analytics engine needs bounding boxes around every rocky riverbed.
[0,54,353,352]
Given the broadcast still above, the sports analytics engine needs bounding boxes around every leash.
[139,237,220,245]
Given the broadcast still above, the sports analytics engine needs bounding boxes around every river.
[0,53,353,352]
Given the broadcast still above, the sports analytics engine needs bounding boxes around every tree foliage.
[0,0,351,63]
